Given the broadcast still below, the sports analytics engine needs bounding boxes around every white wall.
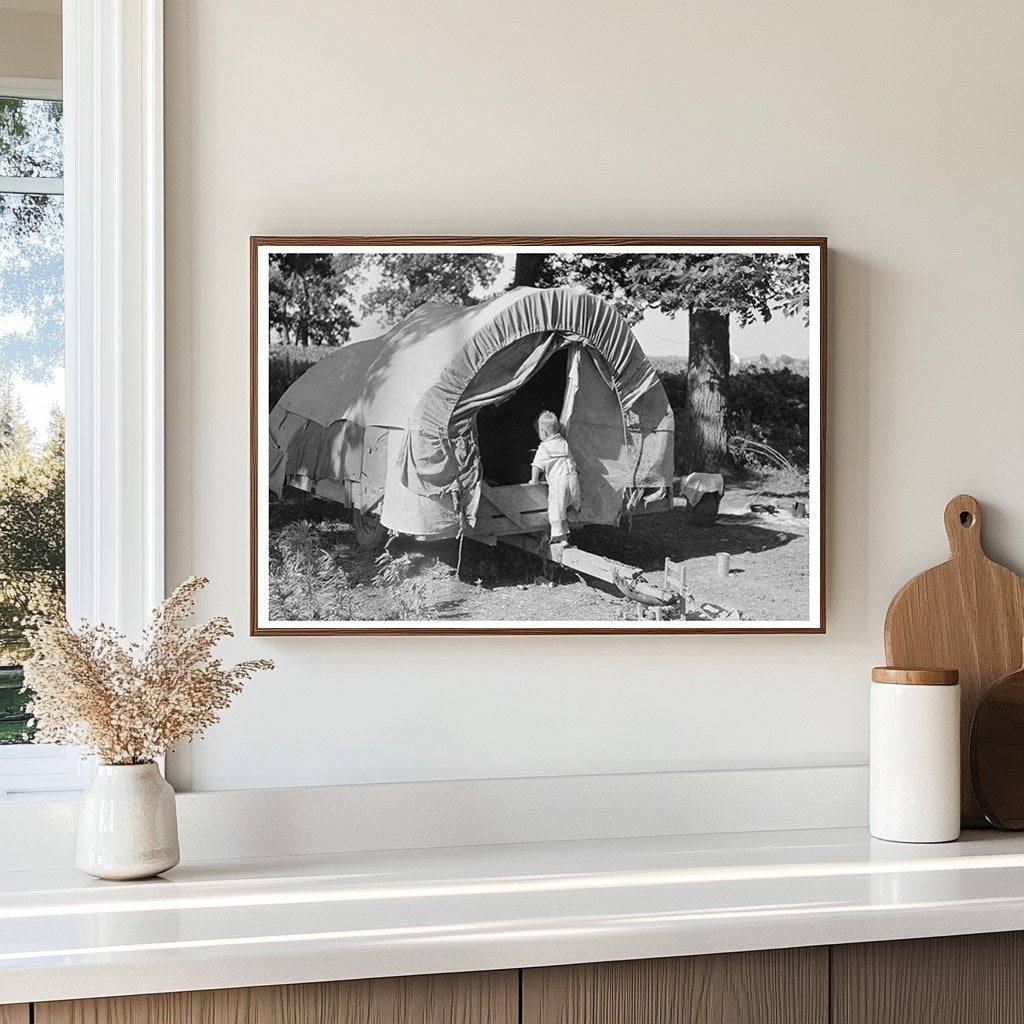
[164,0,1024,792]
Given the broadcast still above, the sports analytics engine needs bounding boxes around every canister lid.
[871,667,959,686]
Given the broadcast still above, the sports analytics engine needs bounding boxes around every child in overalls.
[530,410,581,545]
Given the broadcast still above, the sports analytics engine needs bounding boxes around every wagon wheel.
[353,508,388,550]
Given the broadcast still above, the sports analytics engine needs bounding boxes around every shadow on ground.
[571,506,802,573]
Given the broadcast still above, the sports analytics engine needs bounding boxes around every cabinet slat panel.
[522,948,828,1024]
[0,1006,29,1024]
[35,970,517,1024]
[832,932,1024,1024]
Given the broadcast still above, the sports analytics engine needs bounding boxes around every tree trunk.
[680,308,730,473]
[512,253,546,287]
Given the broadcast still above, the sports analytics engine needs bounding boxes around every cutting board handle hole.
[944,495,983,557]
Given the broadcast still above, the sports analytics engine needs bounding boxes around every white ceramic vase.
[76,762,180,880]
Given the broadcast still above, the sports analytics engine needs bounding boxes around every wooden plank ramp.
[499,532,671,605]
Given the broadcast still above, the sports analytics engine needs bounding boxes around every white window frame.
[0,1,164,799]
[0,76,61,101]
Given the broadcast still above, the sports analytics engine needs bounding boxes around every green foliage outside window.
[1,95,65,744]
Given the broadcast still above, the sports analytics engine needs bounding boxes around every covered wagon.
[269,286,674,558]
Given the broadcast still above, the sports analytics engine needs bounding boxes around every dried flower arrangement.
[23,576,273,765]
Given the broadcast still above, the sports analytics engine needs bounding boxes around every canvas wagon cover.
[269,286,673,537]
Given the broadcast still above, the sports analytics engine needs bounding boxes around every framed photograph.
[250,237,826,635]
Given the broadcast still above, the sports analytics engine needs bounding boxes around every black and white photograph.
[251,239,825,634]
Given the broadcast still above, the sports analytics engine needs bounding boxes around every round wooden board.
[970,664,1024,829]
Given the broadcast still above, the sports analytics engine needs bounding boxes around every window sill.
[0,744,93,800]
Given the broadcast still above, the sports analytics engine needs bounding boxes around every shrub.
[268,520,354,621]
[268,345,336,408]
[371,548,436,620]
[727,367,809,469]
[651,362,809,472]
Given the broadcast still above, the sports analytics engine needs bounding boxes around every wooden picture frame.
[250,237,827,635]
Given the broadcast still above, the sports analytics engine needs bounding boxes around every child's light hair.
[536,410,563,439]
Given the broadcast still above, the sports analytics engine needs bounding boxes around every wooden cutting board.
[884,494,1024,826]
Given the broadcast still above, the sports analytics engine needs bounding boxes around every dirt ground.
[267,469,811,624]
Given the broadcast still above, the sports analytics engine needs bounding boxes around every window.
[0,5,166,797]
[0,80,86,797]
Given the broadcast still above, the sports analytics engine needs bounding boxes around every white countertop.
[4,826,1024,1004]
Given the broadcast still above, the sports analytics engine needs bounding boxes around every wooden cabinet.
[832,932,1024,1024]
[21,932,1024,1024]
[522,948,828,1024]
[34,971,517,1024]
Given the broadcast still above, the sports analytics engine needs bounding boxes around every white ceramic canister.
[869,667,961,843]
[76,762,180,880]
